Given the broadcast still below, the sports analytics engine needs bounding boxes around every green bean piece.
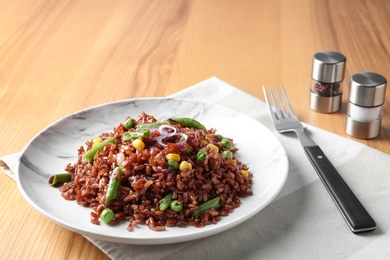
[100,208,115,224]
[124,118,136,130]
[170,200,183,212]
[105,167,123,203]
[196,150,208,162]
[136,122,166,131]
[215,134,223,141]
[83,137,117,163]
[159,193,173,211]
[221,150,233,160]
[48,173,72,187]
[192,197,221,218]
[221,138,233,150]
[169,117,206,130]
[122,129,150,142]
[167,159,179,170]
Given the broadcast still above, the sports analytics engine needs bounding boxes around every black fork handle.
[304,145,376,233]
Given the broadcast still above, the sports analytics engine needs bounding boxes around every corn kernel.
[132,139,145,150]
[240,170,249,177]
[179,161,192,171]
[166,153,180,162]
[207,143,219,153]
[201,140,208,146]
[92,137,103,147]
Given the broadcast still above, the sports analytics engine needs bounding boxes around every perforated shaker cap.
[312,51,346,83]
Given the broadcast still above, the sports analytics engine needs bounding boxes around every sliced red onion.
[159,125,177,137]
[176,133,188,145]
[156,137,167,147]
[146,124,188,147]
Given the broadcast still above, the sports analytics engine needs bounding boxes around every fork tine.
[269,86,284,120]
[264,85,297,120]
[274,85,289,119]
[279,85,297,118]
[263,86,283,120]
[263,86,278,121]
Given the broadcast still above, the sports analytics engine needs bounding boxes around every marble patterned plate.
[16,97,288,245]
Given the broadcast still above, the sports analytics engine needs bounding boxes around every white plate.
[16,98,288,245]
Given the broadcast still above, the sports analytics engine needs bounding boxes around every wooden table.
[1,0,389,258]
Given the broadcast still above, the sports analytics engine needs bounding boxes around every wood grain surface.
[1,0,389,259]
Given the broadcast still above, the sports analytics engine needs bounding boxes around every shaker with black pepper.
[346,72,386,139]
[309,51,346,113]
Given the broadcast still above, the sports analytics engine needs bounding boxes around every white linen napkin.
[2,77,389,259]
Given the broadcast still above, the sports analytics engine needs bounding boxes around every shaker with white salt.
[346,72,387,139]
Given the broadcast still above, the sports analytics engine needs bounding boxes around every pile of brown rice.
[60,112,253,231]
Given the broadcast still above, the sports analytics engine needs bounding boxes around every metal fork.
[263,85,376,233]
